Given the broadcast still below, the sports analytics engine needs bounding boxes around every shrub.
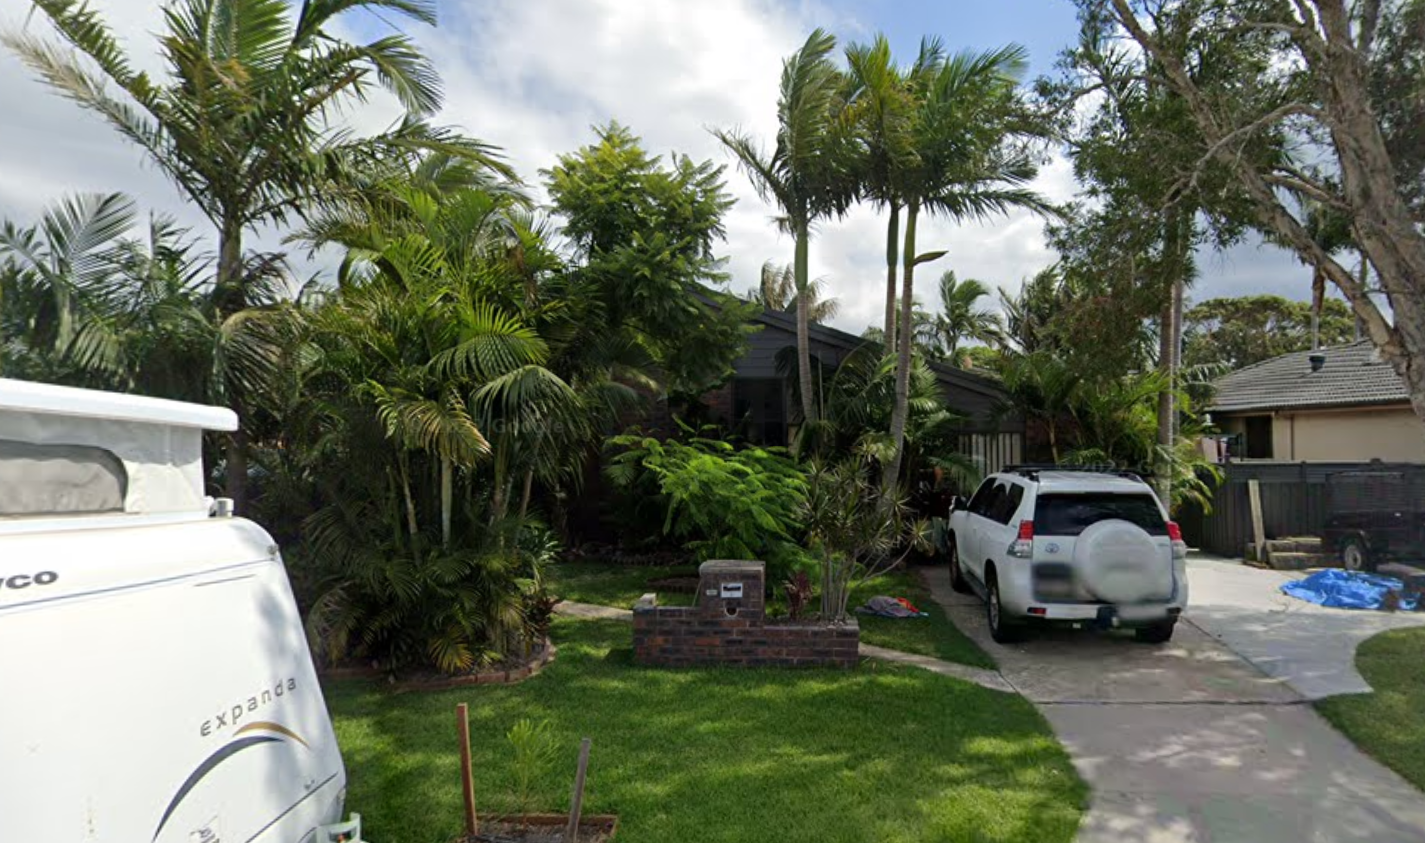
[605,432,814,582]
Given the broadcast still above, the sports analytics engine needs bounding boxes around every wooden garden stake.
[457,703,479,836]
[565,738,592,843]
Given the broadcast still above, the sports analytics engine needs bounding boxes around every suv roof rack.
[1002,463,1151,481]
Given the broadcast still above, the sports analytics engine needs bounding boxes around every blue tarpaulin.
[1281,568,1420,611]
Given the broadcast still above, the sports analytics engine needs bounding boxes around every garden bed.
[319,638,556,690]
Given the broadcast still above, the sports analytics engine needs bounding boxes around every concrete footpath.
[918,560,1425,843]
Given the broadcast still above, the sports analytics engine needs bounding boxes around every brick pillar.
[695,560,765,620]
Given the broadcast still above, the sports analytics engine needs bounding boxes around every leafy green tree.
[748,260,839,323]
[882,45,1054,496]
[545,123,754,401]
[1183,295,1355,370]
[714,29,854,435]
[1088,0,1425,431]
[3,0,488,509]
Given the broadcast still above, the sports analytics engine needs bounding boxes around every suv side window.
[999,482,1026,525]
[966,478,996,516]
[987,480,1023,525]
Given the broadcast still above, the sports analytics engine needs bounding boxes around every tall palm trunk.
[217,218,249,512]
[883,200,920,496]
[398,451,419,543]
[440,456,453,547]
[518,468,535,520]
[883,204,900,346]
[793,220,818,446]
[1156,214,1188,504]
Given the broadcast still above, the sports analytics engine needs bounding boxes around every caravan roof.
[0,378,237,430]
[0,379,238,518]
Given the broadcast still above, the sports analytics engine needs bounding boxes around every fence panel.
[1182,461,1423,558]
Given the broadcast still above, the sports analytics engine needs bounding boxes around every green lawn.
[327,618,1085,843]
[851,568,996,670]
[548,561,993,670]
[1317,626,1425,791]
[547,561,697,608]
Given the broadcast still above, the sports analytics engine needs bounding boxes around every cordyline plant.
[800,459,928,623]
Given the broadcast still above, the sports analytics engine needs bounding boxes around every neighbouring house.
[1209,341,1425,463]
[707,306,1024,474]
[626,304,1023,473]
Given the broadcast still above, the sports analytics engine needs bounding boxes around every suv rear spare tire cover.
[1073,518,1172,604]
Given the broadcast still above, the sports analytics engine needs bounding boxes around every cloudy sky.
[0,0,1317,334]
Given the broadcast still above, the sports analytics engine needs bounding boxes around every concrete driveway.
[919,557,1425,843]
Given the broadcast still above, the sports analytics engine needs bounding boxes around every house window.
[1244,416,1273,459]
[732,378,788,446]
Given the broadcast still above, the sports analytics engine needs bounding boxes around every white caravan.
[0,378,346,843]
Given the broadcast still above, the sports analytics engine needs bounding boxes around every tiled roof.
[1210,341,1410,412]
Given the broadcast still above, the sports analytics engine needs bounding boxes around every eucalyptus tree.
[882,45,1055,496]
[1086,0,1425,430]
[748,260,840,323]
[3,0,490,509]
[714,29,855,435]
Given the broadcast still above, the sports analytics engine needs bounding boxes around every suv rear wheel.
[948,537,972,594]
[986,574,1023,644]
[1135,619,1176,644]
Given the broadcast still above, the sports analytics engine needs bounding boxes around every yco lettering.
[0,571,58,591]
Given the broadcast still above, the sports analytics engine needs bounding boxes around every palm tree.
[748,260,839,323]
[0,193,136,385]
[843,35,931,346]
[714,28,854,438]
[882,45,1056,495]
[3,0,499,509]
[931,271,1004,362]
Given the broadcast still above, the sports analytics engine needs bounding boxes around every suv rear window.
[1034,493,1166,536]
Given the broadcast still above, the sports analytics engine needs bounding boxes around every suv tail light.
[1007,520,1034,559]
[1167,521,1187,560]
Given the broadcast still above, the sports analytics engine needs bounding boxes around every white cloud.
[0,0,1307,329]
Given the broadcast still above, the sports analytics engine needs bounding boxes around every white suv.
[945,466,1188,644]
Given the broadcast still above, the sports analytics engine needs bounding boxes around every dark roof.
[750,306,1010,403]
[1210,341,1410,413]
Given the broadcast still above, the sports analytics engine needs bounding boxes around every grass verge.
[1317,626,1425,791]
[851,568,995,670]
[327,618,1083,843]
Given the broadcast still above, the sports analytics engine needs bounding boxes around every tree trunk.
[883,203,900,348]
[440,457,453,548]
[217,218,248,512]
[1047,419,1060,464]
[518,468,534,521]
[226,427,248,514]
[398,451,419,544]
[793,221,818,446]
[883,200,919,497]
[1311,264,1326,350]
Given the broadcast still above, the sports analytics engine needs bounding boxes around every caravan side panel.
[0,518,345,843]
